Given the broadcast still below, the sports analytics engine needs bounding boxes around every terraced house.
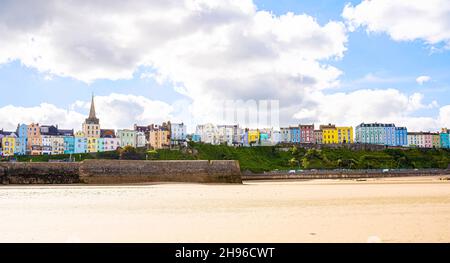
[217,125,241,146]
[15,124,28,155]
[300,124,315,143]
[289,126,301,143]
[27,123,42,155]
[408,132,433,148]
[148,123,171,149]
[355,123,407,146]
[320,124,353,144]
[440,128,450,148]
[117,129,137,148]
[280,127,291,143]
[170,122,187,146]
[0,131,16,156]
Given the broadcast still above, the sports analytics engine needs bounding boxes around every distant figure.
[367,235,382,243]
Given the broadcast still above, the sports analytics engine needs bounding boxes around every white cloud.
[352,73,409,84]
[293,88,447,131]
[0,94,175,131]
[0,1,446,132]
[0,90,446,133]
[416,75,431,85]
[439,105,450,126]
[343,0,450,47]
[0,103,85,131]
[71,93,174,129]
[0,0,347,108]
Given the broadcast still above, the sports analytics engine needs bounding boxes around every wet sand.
[0,176,449,243]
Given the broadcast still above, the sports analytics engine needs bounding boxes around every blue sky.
[255,0,450,112]
[0,0,449,131]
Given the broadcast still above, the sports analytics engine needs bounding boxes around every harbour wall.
[0,160,242,185]
[243,169,450,180]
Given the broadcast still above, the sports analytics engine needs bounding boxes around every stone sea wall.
[79,159,242,184]
[0,162,80,184]
[243,169,450,180]
[0,160,242,185]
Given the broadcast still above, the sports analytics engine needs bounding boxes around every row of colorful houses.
[1,121,449,157]
[0,124,142,156]
[191,122,450,149]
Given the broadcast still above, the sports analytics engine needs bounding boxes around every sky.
[0,0,449,133]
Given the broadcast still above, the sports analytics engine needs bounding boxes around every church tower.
[82,94,101,139]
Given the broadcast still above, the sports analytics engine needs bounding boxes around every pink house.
[423,132,433,148]
[408,132,433,148]
[300,124,315,143]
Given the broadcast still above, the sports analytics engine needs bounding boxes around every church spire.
[89,93,96,119]
[85,93,99,124]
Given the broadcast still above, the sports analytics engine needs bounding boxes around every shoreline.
[0,174,449,188]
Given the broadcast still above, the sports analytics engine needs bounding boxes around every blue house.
[97,138,105,152]
[191,134,201,142]
[440,132,449,149]
[395,127,408,146]
[290,126,301,143]
[14,124,28,155]
[241,130,249,146]
[384,124,396,146]
[74,137,87,154]
[64,136,75,154]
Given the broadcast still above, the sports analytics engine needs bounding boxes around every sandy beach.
[0,176,449,243]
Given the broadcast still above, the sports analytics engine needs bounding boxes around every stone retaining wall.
[0,162,80,184]
[0,160,242,185]
[79,160,242,184]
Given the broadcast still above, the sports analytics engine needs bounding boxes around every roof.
[40,125,59,135]
[58,129,74,136]
[101,129,116,138]
[408,132,433,135]
[0,131,16,137]
[357,123,395,128]
[134,124,150,133]
[319,124,336,129]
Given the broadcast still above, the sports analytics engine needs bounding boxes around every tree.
[290,146,298,156]
[301,157,310,169]
[289,157,298,168]
[147,149,159,160]
[336,159,343,169]
[119,146,141,160]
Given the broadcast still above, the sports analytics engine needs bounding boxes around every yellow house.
[87,137,98,153]
[2,135,16,156]
[320,124,337,144]
[148,128,170,149]
[337,126,353,144]
[75,131,85,137]
[320,124,353,144]
[248,129,260,145]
